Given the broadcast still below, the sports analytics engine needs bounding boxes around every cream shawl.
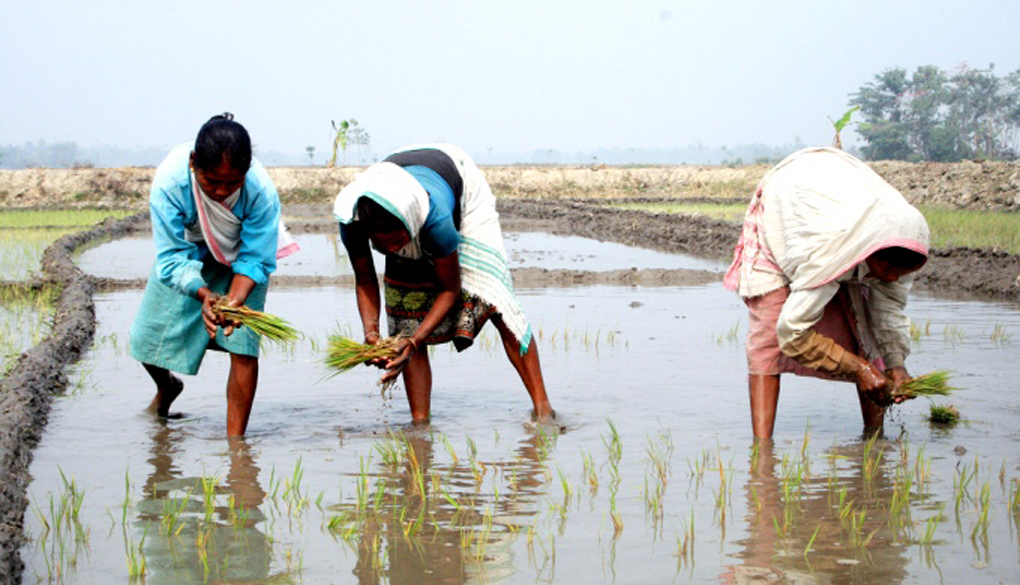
[334,145,533,353]
[725,147,929,297]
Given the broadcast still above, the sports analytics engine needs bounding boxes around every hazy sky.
[2,0,1018,160]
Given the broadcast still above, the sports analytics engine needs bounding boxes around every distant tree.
[850,64,1020,161]
[305,145,315,165]
[347,121,370,164]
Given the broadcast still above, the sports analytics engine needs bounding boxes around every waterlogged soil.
[20,281,1020,583]
[4,202,1020,583]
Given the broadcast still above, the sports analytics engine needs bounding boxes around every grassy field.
[611,202,1020,254]
[0,209,135,228]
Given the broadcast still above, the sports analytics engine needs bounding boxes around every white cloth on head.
[333,144,533,353]
[724,147,929,370]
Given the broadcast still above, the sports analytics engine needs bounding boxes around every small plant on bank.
[928,404,961,425]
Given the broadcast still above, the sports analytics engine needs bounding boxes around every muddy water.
[21,237,1020,583]
[76,231,726,280]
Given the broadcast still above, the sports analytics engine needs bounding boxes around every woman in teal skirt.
[130,113,293,436]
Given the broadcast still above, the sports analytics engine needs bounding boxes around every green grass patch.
[610,202,1020,254]
[610,202,747,223]
[0,228,80,280]
[0,209,134,228]
[919,206,1020,254]
[0,284,60,373]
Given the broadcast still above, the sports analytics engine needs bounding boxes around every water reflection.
[135,423,280,583]
[730,438,912,582]
[336,426,555,583]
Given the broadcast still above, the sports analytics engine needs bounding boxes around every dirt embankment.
[0,213,148,582]
[496,200,1020,302]
[2,160,1019,210]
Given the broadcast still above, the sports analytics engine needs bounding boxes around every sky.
[2,0,1019,163]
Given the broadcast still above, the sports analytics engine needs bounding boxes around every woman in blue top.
[130,114,286,436]
[334,144,554,423]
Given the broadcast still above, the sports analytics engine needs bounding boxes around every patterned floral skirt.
[384,255,497,352]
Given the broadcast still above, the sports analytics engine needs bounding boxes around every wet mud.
[0,212,146,581]
[2,200,1019,581]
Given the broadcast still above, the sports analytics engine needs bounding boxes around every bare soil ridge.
[498,199,1020,301]
[0,212,147,582]
[2,160,1019,210]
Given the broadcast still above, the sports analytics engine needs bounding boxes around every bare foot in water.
[532,408,556,424]
[147,371,185,419]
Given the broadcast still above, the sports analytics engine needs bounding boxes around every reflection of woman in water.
[728,439,909,582]
[724,148,929,438]
[140,421,274,581]
[350,429,552,583]
[333,144,553,423]
[129,113,296,436]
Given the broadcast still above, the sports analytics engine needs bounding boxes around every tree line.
[850,63,1020,162]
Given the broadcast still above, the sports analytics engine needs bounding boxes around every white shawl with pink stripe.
[185,172,299,265]
[724,147,929,298]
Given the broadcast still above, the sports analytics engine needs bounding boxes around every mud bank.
[94,268,720,292]
[0,212,147,582]
[497,200,1020,301]
[2,159,1019,210]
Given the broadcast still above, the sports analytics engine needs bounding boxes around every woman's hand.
[198,288,243,338]
[363,330,389,368]
[198,288,222,339]
[885,366,913,404]
[380,337,417,384]
[853,358,893,406]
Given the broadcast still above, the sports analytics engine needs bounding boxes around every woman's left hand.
[380,338,417,384]
[885,366,913,403]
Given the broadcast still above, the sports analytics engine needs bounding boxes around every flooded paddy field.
[16,216,1020,583]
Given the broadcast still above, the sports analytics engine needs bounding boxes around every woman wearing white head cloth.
[334,144,554,423]
[724,147,930,439]
[130,113,298,436]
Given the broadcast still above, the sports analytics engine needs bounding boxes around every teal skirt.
[130,258,268,375]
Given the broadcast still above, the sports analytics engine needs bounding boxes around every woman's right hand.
[198,288,222,339]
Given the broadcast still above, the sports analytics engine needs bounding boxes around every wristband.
[408,337,419,352]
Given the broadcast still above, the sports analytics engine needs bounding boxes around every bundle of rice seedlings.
[325,335,401,374]
[212,299,300,343]
[928,404,961,425]
[893,370,956,399]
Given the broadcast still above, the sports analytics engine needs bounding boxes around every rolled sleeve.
[777,282,838,353]
[777,282,857,374]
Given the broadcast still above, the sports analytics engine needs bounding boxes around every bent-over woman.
[333,143,554,423]
[724,147,930,438]
[130,113,296,436]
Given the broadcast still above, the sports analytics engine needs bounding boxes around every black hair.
[871,246,927,271]
[193,112,252,172]
[356,197,406,234]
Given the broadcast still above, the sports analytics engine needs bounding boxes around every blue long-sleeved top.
[340,165,460,258]
[149,143,280,297]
